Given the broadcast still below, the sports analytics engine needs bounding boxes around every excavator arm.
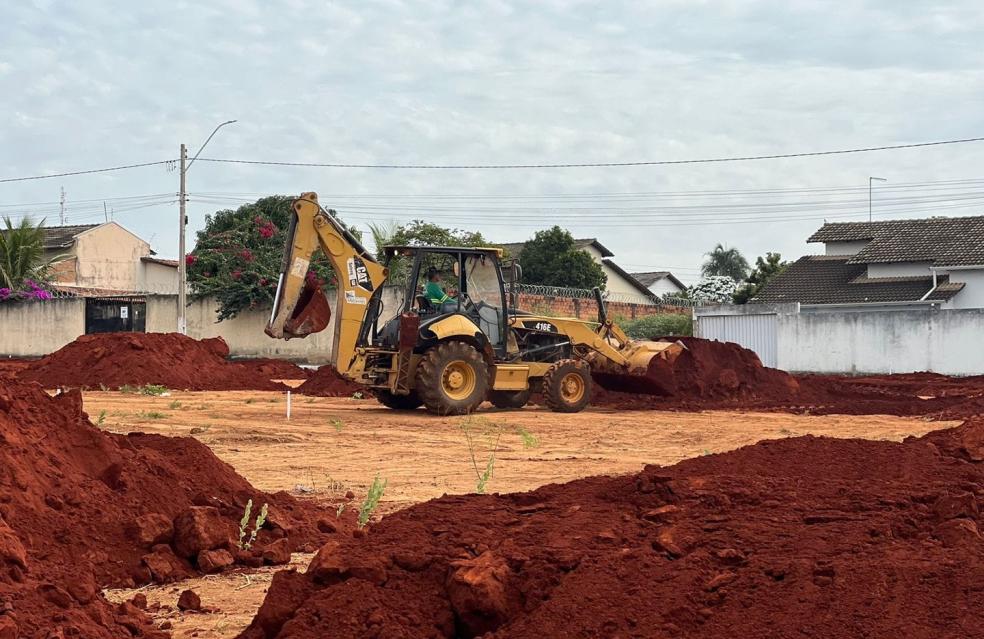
[265,192,388,375]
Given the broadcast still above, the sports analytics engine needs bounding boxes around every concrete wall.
[824,240,869,256]
[0,299,85,357]
[138,262,179,294]
[867,261,934,278]
[697,304,984,375]
[73,223,151,290]
[944,269,984,309]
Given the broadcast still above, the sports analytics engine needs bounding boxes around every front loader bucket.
[588,339,687,396]
[267,279,331,339]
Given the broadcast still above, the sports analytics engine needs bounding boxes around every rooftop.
[808,215,984,267]
[499,238,614,259]
[754,255,963,306]
[38,224,100,250]
[630,270,685,290]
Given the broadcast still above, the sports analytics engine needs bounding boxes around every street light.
[869,176,887,222]
[177,120,237,334]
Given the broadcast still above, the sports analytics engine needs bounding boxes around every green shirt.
[425,281,454,304]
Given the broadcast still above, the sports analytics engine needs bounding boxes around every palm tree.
[0,216,57,290]
[701,243,750,282]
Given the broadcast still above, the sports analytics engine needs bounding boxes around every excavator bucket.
[588,339,688,396]
[278,279,332,339]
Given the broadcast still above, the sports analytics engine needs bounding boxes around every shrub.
[619,313,693,339]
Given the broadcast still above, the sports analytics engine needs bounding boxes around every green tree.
[701,243,750,282]
[0,217,59,297]
[520,226,607,289]
[369,220,492,286]
[733,252,788,304]
[187,196,359,320]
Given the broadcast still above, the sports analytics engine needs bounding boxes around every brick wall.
[515,292,687,320]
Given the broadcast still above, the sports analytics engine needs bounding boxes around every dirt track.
[86,390,953,638]
[85,390,949,512]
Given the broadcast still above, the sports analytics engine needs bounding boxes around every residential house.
[499,237,658,298]
[42,222,178,295]
[630,271,686,297]
[755,215,984,311]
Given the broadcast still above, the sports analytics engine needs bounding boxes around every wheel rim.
[560,372,585,403]
[442,360,477,401]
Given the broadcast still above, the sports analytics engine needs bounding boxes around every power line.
[194,136,984,170]
[0,160,173,184]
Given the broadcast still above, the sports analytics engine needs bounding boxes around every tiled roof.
[600,259,660,297]
[41,224,100,249]
[631,271,685,290]
[807,215,984,267]
[753,255,963,305]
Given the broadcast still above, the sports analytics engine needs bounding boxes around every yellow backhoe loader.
[266,192,683,414]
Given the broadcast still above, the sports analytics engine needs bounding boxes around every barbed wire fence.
[513,283,696,308]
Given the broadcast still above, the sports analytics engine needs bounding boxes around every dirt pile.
[588,337,984,418]
[296,366,365,397]
[233,358,312,381]
[0,358,32,379]
[240,420,984,638]
[19,332,289,391]
[0,377,348,638]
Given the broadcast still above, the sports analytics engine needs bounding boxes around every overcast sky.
[2,0,984,284]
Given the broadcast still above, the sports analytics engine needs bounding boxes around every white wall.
[943,269,984,310]
[824,240,869,256]
[866,261,933,278]
[777,309,984,375]
[0,299,85,356]
[138,262,179,294]
[697,304,984,375]
[73,223,151,290]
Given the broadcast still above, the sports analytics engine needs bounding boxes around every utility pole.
[177,144,188,334]
[103,202,109,223]
[59,187,66,225]
[176,120,237,334]
[869,176,887,222]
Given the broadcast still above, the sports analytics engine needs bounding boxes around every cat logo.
[346,257,373,291]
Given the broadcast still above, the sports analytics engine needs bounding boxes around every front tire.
[375,390,424,410]
[416,342,490,415]
[490,388,531,409]
[543,359,592,413]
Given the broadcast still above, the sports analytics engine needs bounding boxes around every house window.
[85,298,147,334]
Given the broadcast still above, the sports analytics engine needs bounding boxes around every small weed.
[268,398,276,403]
[352,391,365,400]
[168,400,182,410]
[195,403,212,410]
[237,499,269,551]
[516,426,539,449]
[779,428,793,437]
[140,384,170,396]
[305,398,315,404]
[357,475,387,528]
[460,416,503,494]
[137,411,168,420]
[98,383,109,392]
[189,424,212,435]
[95,410,107,427]
[336,503,346,518]
[701,449,712,456]
[329,418,344,432]
[245,398,254,404]
[119,384,138,394]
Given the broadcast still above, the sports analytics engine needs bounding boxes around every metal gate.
[694,307,781,368]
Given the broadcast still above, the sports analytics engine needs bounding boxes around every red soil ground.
[240,418,984,639]
[296,366,365,397]
[18,333,290,391]
[0,377,351,638]
[232,358,311,381]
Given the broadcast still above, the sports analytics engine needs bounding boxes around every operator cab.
[375,245,516,355]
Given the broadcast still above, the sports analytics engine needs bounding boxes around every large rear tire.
[375,390,424,410]
[490,388,531,410]
[416,341,490,415]
[543,359,592,413]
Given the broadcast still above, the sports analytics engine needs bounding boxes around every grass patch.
[516,426,539,449]
[358,475,387,528]
[460,416,503,494]
[136,411,168,420]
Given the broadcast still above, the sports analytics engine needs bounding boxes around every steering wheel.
[458,291,476,311]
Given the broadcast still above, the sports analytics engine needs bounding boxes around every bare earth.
[91,389,954,638]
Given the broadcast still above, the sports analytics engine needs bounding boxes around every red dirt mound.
[0,377,350,638]
[0,358,33,379]
[240,420,984,639]
[19,332,289,391]
[233,358,312,381]
[296,366,365,397]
